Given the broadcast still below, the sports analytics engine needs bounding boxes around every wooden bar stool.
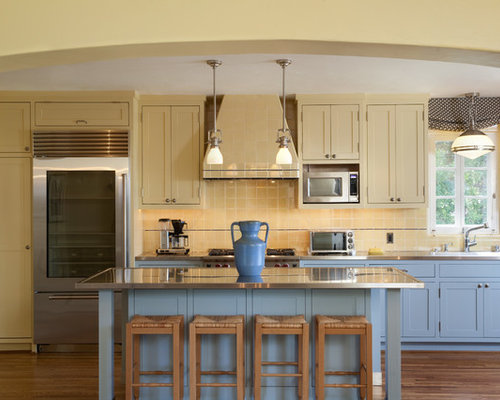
[125,315,184,400]
[189,315,245,400]
[315,315,372,400]
[254,314,309,400]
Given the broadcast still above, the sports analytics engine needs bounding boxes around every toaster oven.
[310,231,355,255]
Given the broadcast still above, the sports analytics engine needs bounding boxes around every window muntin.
[430,130,497,234]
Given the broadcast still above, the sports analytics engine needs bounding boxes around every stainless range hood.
[203,95,299,179]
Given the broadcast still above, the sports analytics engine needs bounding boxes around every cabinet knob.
[172,198,176,203]
[75,119,88,125]
[25,244,31,250]
[325,154,330,159]
[24,146,30,151]
[478,283,483,288]
[485,283,490,288]
[397,198,401,202]
[331,154,336,159]
[165,198,171,203]
[390,197,395,202]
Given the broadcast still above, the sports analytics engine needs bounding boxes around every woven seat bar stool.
[125,315,184,400]
[254,314,309,400]
[315,315,372,400]
[189,314,245,400]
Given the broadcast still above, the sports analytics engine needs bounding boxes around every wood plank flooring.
[0,351,498,399]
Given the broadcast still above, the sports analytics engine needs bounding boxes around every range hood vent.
[203,95,299,179]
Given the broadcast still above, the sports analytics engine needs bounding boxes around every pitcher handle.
[231,222,239,246]
[262,222,270,245]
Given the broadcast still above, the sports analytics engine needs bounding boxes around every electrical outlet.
[386,232,394,244]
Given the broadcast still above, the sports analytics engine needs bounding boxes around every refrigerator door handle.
[122,173,129,268]
[48,294,99,301]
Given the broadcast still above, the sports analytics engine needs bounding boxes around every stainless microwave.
[310,231,355,255]
[303,170,359,203]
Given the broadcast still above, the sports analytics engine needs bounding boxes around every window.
[429,129,497,234]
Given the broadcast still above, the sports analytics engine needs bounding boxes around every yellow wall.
[141,180,499,255]
[2,0,500,71]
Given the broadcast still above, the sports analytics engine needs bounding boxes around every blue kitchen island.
[76,266,423,399]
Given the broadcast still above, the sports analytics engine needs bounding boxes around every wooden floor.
[0,351,499,399]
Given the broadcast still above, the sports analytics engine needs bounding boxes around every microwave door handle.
[121,173,128,268]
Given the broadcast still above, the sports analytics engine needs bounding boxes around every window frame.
[428,128,498,235]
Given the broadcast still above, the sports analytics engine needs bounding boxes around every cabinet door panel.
[0,158,32,339]
[0,158,31,250]
[367,105,396,204]
[141,106,171,204]
[301,105,330,161]
[35,102,128,126]
[402,282,437,337]
[395,105,425,203]
[440,282,483,338]
[484,283,500,337]
[0,102,30,153]
[331,104,359,160]
[171,106,200,205]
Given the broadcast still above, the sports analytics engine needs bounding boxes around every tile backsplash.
[139,180,500,254]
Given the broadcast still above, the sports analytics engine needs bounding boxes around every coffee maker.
[156,218,190,255]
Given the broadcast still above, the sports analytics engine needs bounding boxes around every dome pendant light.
[205,60,223,165]
[275,59,293,165]
[451,92,495,160]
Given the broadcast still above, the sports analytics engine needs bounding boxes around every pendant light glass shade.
[451,93,495,160]
[206,144,223,164]
[204,60,223,165]
[276,59,293,165]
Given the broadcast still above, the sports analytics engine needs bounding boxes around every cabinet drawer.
[35,102,129,126]
[398,264,435,278]
[440,264,500,278]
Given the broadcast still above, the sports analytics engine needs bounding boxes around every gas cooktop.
[207,248,296,257]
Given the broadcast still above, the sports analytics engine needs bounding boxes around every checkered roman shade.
[429,97,500,131]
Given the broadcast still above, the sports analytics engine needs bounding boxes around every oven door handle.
[48,294,99,301]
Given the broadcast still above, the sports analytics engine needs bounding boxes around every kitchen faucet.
[464,223,488,252]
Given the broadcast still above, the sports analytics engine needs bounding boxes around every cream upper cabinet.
[35,102,129,126]
[141,105,201,206]
[301,104,359,161]
[367,104,425,205]
[0,157,32,340]
[0,102,31,154]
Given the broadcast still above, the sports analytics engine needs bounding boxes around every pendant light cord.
[213,63,217,134]
[282,62,286,131]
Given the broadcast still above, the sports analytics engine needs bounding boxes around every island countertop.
[76,266,423,290]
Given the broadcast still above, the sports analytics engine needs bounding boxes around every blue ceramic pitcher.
[231,221,269,276]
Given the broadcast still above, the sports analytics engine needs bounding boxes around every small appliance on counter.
[309,230,355,255]
[156,218,190,255]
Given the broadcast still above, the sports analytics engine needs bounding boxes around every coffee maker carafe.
[170,219,189,251]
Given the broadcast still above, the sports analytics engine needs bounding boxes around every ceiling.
[1,53,500,97]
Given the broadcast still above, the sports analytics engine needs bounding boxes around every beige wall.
[3,1,500,71]
[141,179,500,255]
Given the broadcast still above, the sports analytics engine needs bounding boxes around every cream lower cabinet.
[367,104,426,206]
[0,157,32,342]
[0,102,31,154]
[141,105,201,206]
[301,104,360,161]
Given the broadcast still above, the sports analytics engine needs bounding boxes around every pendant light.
[275,59,293,164]
[205,60,223,164]
[451,92,495,160]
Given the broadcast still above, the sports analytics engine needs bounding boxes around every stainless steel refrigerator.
[33,132,128,348]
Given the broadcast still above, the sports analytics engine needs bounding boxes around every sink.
[429,251,500,257]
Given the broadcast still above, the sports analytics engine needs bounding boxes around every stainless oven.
[303,169,359,203]
[33,131,128,345]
